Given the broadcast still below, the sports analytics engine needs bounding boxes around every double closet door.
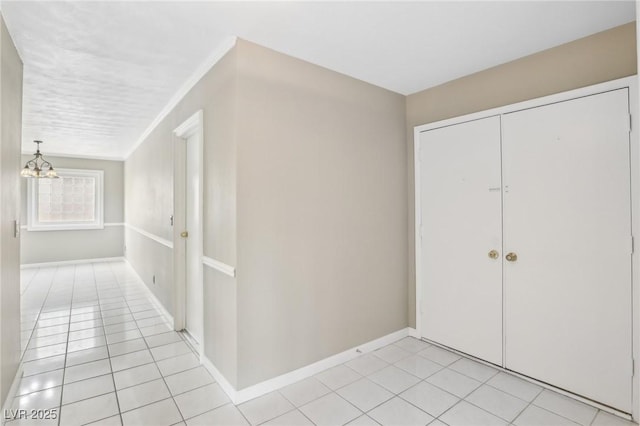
[418,88,633,413]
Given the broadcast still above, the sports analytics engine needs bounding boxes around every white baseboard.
[2,364,23,423]
[408,327,419,338]
[201,354,238,403]
[201,327,411,405]
[144,288,175,329]
[20,256,125,269]
[122,258,174,328]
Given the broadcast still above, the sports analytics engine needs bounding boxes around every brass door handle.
[180,231,189,238]
[505,252,518,262]
[488,250,499,259]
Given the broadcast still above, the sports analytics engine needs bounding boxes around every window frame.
[27,168,104,231]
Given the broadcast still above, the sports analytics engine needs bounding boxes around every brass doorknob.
[488,250,499,259]
[505,252,518,262]
[180,231,189,238]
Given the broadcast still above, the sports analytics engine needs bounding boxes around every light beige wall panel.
[234,40,407,388]
[125,124,174,242]
[0,15,22,403]
[20,156,124,264]
[203,268,237,387]
[124,228,174,315]
[20,227,124,264]
[124,122,175,326]
[405,22,637,327]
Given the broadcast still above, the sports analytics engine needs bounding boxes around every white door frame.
[173,109,204,358]
[414,76,639,420]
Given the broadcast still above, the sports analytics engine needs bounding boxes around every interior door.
[420,116,503,365]
[502,89,632,412]
[185,132,203,345]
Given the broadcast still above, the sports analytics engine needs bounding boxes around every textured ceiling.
[1,1,636,160]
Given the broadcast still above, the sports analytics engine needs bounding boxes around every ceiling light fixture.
[21,140,59,178]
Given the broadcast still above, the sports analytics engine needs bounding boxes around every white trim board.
[407,327,420,338]
[124,223,173,249]
[201,355,237,403]
[124,37,237,160]
[172,109,205,355]
[20,222,123,230]
[20,256,125,269]
[173,110,203,138]
[202,256,235,278]
[414,77,637,134]
[201,327,410,405]
[21,150,126,162]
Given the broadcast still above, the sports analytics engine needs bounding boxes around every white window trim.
[27,168,104,231]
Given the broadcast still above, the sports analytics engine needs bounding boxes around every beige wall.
[0,14,22,404]
[124,39,408,390]
[124,112,177,327]
[124,229,174,315]
[405,22,637,327]
[20,156,124,264]
[123,23,636,390]
[234,40,407,388]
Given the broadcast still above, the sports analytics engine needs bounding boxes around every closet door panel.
[419,116,503,365]
[502,89,632,412]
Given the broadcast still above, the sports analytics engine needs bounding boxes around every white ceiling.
[1,1,635,160]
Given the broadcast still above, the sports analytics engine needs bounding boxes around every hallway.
[13,260,221,425]
[4,260,635,426]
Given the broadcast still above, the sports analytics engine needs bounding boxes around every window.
[27,168,104,231]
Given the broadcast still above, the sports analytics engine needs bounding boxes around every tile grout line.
[109,261,187,425]
[275,389,322,425]
[95,262,125,426]
[413,364,531,424]
[9,265,61,425]
[15,263,626,426]
[406,352,558,420]
[528,395,599,426]
[19,267,38,297]
[353,352,459,422]
[57,264,77,426]
[338,350,442,421]
[279,344,510,425]
[20,267,58,366]
[23,334,159,379]
[508,387,547,425]
[418,342,621,425]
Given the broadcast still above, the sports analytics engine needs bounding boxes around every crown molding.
[124,36,237,160]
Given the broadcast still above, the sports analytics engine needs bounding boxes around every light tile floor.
[6,261,638,426]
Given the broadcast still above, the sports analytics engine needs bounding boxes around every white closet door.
[502,89,632,412]
[420,116,503,365]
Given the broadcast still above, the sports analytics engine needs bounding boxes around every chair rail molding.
[124,223,173,249]
[202,256,235,277]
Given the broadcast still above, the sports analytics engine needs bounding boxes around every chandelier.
[21,140,59,178]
